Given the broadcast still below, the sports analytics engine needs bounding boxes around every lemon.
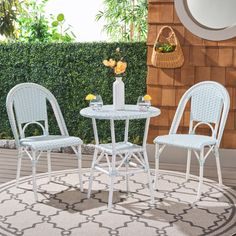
[143,94,152,101]
[85,94,96,101]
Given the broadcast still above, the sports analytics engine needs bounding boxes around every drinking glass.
[137,96,151,112]
[89,95,103,110]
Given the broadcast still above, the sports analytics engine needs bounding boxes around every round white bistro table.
[80,105,161,209]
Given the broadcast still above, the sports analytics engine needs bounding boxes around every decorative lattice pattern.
[80,105,161,120]
[191,84,223,124]
[0,169,235,236]
[20,135,82,151]
[154,134,217,150]
[13,87,48,124]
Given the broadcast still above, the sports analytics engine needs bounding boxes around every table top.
[80,104,161,120]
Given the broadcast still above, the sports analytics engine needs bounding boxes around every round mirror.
[174,0,236,40]
[186,0,236,29]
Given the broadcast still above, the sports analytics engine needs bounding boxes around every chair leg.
[108,153,116,210]
[197,149,204,201]
[47,150,52,182]
[87,149,98,199]
[77,145,83,192]
[32,151,38,202]
[108,175,115,210]
[125,159,129,193]
[215,148,223,186]
[154,143,160,190]
[16,148,23,187]
[186,149,191,181]
[143,150,154,205]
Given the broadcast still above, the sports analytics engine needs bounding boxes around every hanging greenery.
[96,0,148,42]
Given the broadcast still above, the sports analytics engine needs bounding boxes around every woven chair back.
[6,83,69,146]
[169,81,230,146]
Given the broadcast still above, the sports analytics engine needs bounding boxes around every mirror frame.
[174,0,236,41]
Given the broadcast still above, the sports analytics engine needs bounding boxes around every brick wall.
[147,0,236,148]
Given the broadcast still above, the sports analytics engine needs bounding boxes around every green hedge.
[0,42,147,143]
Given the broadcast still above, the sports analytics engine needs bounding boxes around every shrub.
[0,42,147,143]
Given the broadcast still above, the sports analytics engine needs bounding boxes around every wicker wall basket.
[151,26,184,68]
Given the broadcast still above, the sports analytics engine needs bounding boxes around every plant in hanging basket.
[151,26,184,68]
[155,42,176,53]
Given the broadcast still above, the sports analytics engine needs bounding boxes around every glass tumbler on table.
[137,96,151,112]
[89,95,103,110]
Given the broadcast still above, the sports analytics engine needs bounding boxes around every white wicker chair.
[6,83,83,201]
[154,81,230,200]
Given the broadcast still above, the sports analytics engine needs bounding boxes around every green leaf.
[52,21,59,27]
[57,13,65,22]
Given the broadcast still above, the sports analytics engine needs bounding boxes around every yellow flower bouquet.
[102,48,127,110]
[103,48,127,76]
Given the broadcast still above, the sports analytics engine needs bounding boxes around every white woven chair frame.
[169,81,230,146]
[6,83,83,201]
[154,81,230,200]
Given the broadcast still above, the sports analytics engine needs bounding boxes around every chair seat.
[20,135,83,151]
[154,134,217,150]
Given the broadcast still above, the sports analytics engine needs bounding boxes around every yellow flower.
[85,94,96,101]
[103,59,110,67]
[143,94,152,101]
[109,59,116,67]
[103,59,116,68]
[114,61,127,75]
[103,48,127,75]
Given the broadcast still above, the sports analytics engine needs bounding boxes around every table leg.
[143,150,154,204]
[124,119,130,193]
[124,119,129,143]
[92,118,99,145]
[88,118,99,199]
[143,118,150,147]
[143,118,155,204]
[87,148,98,199]
[108,155,115,210]
[108,119,116,209]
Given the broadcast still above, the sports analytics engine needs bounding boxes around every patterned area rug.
[0,169,235,236]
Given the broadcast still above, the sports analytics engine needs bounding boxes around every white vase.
[113,77,125,110]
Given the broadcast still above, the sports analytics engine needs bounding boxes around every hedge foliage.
[0,42,147,143]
